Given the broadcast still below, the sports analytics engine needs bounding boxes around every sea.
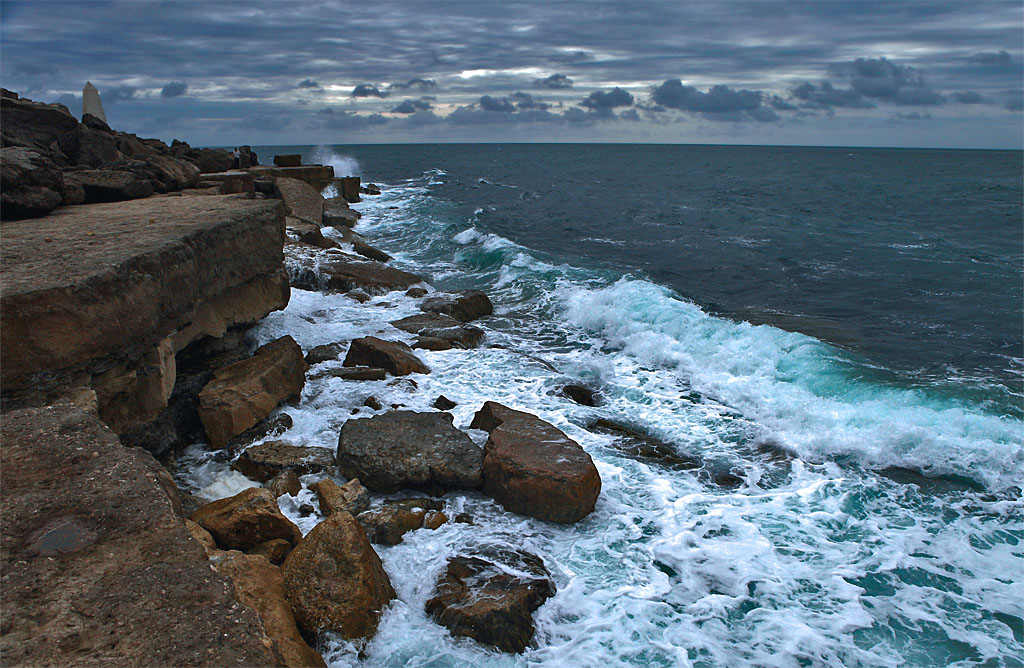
[181,144,1023,667]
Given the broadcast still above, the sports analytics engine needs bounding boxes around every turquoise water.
[213,145,1024,666]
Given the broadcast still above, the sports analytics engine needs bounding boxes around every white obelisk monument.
[82,81,107,123]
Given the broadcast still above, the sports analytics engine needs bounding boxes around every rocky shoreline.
[1,91,603,666]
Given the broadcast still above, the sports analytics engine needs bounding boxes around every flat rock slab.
[337,410,483,494]
[471,402,601,523]
[285,243,421,295]
[426,547,555,653]
[420,290,493,323]
[1,194,288,412]
[0,402,284,667]
[232,441,337,482]
[344,336,429,376]
[391,313,485,348]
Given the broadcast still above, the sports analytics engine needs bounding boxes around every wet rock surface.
[281,511,395,639]
[356,505,426,545]
[419,290,493,322]
[233,441,337,482]
[274,177,324,223]
[337,410,484,493]
[1,402,284,667]
[311,478,370,516]
[190,487,302,551]
[285,243,422,294]
[472,402,601,523]
[391,313,486,348]
[343,336,430,376]
[426,547,556,653]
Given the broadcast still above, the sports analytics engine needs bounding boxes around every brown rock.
[250,164,335,191]
[433,395,457,410]
[343,337,429,376]
[281,511,396,639]
[471,402,601,523]
[225,413,294,454]
[199,336,308,448]
[414,337,453,351]
[391,313,485,348]
[274,154,302,167]
[311,478,370,516]
[338,176,361,203]
[363,396,383,410]
[288,218,337,249]
[0,146,64,219]
[0,402,284,667]
[214,551,326,667]
[274,177,324,223]
[285,243,422,295]
[266,470,302,498]
[248,539,293,565]
[200,170,255,197]
[308,366,387,382]
[424,510,448,530]
[304,342,346,366]
[337,411,482,493]
[347,289,371,302]
[190,487,302,551]
[562,384,601,407]
[406,287,428,298]
[0,91,80,159]
[323,198,359,228]
[233,441,336,482]
[62,168,154,203]
[356,505,424,545]
[420,290,493,322]
[425,548,555,653]
[185,518,218,553]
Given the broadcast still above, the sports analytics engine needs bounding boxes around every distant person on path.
[232,148,240,169]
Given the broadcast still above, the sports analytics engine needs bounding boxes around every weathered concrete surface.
[0,194,289,433]
[0,401,285,667]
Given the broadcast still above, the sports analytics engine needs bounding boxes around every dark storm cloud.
[652,80,760,113]
[791,81,874,109]
[297,79,320,89]
[511,91,550,110]
[103,85,138,106]
[478,95,516,112]
[951,91,986,104]
[351,84,388,98]
[390,97,434,114]
[895,112,932,121]
[535,73,573,89]
[548,50,593,64]
[316,107,388,129]
[160,81,188,98]
[579,87,633,110]
[388,78,437,91]
[835,57,946,105]
[1004,91,1024,111]
[969,50,1012,65]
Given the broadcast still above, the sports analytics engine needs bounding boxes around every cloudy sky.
[2,1,1021,148]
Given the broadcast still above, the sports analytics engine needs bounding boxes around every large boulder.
[57,124,121,168]
[332,226,392,263]
[311,478,369,516]
[191,487,302,551]
[336,176,361,203]
[285,243,422,295]
[343,337,429,376]
[274,154,302,167]
[274,177,324,223]
[199,336,308,448]
[425,547,556,653]
[232,442,337,482]
[214,551,326,667]
[471,402,601,523]
[390,313,485,349]
[0,92,79,161]
[0,146,64,219]
[336,410,482,493]
[356,505,425,545]
[288,218,337,249]
[281,511,395,639]
[323,198,359,228]
[62,168,154,203]
[420,290,493,323]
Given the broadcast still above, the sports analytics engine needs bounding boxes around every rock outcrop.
[0,195,290,436]
[191,487,303,551]
[471,402,601,523]
[426,547,556,653]
[281,511,396,639]
[390,313,485,348]
[0,146,64,218]
[343,337,430,376]
[420,290,493,322]
[323,197,359,228]
[198,336,308,448]
[336,410,483,493]
[274,177,324,223]
[356,505,426,545]
[233,441,337,482]
[311,478,370,516]
[1,402,285,667]
[285,243,422,294]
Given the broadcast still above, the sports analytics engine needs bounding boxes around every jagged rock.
[362,183,381,196]
[363,396,382,410]
[346,289,371,303]
[391,313,485,348]
[337,176,361,203]
[305,342,346,366]
[266,470,302,498]
[343,337,429,376]
[323,198,359,228]
[384,497,444,511]
[308,366,387,382]
[226,413,294,454]
[248,539,293,565]
[59,124,120,167]
[200,170,255,197]
[186,518,218,553]
[232,441,336,482]
[274,177,323,223]
[561,384,600,407]
[419,290,493,323]
[414,337,453,351]
[0,195,290,429]
[0,402,286,667]
[0,92,80,160]
[274,154,302,167]
[281,511,396,639]
[406,287,428,298]
[199,336,308,448]
[356,505,425,545]
[0,146,64,219]
[589,419,701,472]
[174,140,232,173]
[288,218,337,249]
[424,510,448,530]
[62,168,154,203]
[311,478,370,517]
[214,551,326,667]
[426,548,556,653]
[336,410,483,494]
[191,487,302,551]
[433,395,457,410]
[285,243,422,295]
[471,402,601,523]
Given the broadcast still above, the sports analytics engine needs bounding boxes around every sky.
[1,0,1022,148]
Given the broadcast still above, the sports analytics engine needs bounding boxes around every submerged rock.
[281,511,395,639]
[190,487,302,552]
[343,336,430,376]
[426,547,556,653]
[419,290,493,323]
[561,384,601,407]
[356,505,425,545]
[336,410,483,494]
[471,402,601,523]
